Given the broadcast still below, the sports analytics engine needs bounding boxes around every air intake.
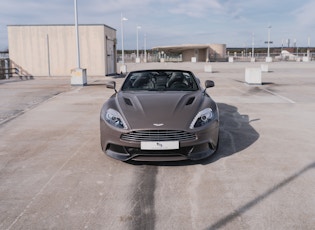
[123,98,133,106]
[186,97,195,105]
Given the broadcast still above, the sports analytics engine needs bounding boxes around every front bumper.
[100,120,219,161]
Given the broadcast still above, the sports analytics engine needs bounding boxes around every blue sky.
[1,0,315,51]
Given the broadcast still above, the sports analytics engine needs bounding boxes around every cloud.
[78,0,157,19]
[168,0,223,18]
[293,1,315,28]
[0,0,314,50]
[1,0,74,25]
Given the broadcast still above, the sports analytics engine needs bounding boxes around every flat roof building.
[153,44,226,62]
[8,24,117,77]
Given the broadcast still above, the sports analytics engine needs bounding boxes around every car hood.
[116,91,206,130]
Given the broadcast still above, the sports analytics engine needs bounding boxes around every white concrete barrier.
[228,57,234,62]
[303,57,310,62]
[71,68,87,86]
[261,64,269,72]
[245,68,262,85]
[120,65,127,74]
[204,65,213,73]
[191,57,197,63]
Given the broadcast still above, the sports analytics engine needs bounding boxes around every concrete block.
[135,57,141,63]
[204,65,213,73]
[245,68,262,85]
[265,57,272,62]
[228,57,234,62]
[71,68,87,86]
[261,64,269,72]
[191,57,197,63]
[303,57,310,62]
[120,65,127,74]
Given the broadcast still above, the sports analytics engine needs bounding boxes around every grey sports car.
[100,69,219,161]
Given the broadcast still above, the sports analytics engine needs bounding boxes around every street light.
[267,25,271,58]
[120,13,128,73]
[251,33,255,62]
[121,14,128,65]
[71,0,87,86]
[74,0,80,68]
[144,33,147,62]
[136,26,141,63]
[265,25,273,62]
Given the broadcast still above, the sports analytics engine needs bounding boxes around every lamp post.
[267,25,271,58]
[120,13,128,73]
[71,0,87,86]
[251,32,255,62]
[307,36,311,60]
[74,0,80,68]
[136,26,141,63]
[265,25,273,62]
[144,33,147,62]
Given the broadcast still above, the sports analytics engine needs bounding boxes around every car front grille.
[121,130,196,142]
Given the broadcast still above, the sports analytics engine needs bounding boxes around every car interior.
[122,71,198,91]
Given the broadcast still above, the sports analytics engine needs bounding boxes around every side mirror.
[106,81,117,93]
[205,80,215,88]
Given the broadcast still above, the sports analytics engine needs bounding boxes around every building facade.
[8,24,116,77]
[153,44,226,62]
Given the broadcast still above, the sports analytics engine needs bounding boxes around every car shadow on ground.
[128,103,260,166]
[200,103,260,165]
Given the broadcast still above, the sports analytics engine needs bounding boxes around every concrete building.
[8,24,117,77]
[153,44,226,62]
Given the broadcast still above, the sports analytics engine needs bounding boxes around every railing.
[0,58,10,79]
[0,58,33,80]
[10,59,33,79]
[227,52,315,62]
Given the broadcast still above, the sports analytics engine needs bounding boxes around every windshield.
[121,70,199,91]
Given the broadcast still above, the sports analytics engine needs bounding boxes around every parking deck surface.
[0,62,315,229]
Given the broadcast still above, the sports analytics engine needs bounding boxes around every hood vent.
[123,97,133,106]
[186,97,195,105]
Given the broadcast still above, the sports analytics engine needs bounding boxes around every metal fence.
[0,57,33,79]
[0,58,10,79]
[118,52,315,63]
[0,52,9,59]
[230,52,314,62]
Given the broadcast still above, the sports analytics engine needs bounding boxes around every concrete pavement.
[0,62,315,229]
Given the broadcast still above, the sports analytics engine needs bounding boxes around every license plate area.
[141,141,179,150]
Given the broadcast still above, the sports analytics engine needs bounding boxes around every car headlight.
[103,108,128,129]
[190,108,213,129]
